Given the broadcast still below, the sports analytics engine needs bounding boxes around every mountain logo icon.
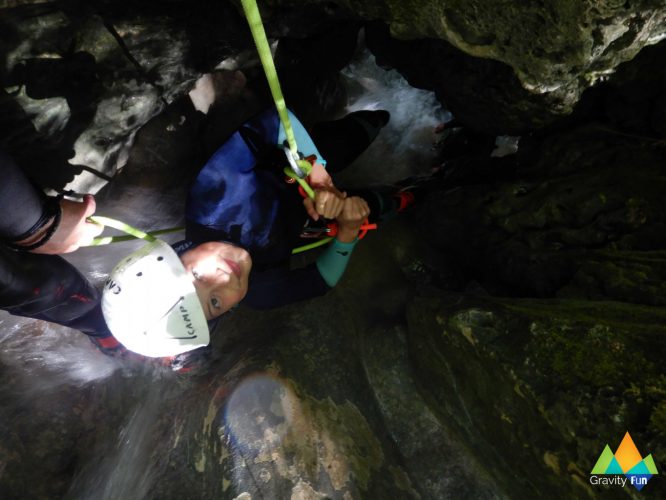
[590,432,659,491]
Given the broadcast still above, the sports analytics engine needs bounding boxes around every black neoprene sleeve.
[0,245,109,335]
[242,263,331,309]
[0,149,47,241]
[0,151,110,335]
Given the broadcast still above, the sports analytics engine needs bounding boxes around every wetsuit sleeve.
[242,238,360,310]
[0,150,109,336]
[315,238,358,287]
[242,264,331,309]
[278,110,327,166]
[0,149,48,241]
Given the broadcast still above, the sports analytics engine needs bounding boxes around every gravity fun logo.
[590,432,659,491]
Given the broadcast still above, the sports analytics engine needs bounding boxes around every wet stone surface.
[1,2,666,499]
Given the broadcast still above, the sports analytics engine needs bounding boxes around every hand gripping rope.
[287,155,377,253]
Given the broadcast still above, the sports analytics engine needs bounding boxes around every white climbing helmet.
[101,238,209,357]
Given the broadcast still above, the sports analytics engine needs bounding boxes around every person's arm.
[0,149,49,242]
[278,110,326,166]
[243,197,371,309]
[0,246,108,335]
[316,196,370,287]
[0,150,103,254]
[276,110,348,221]
[242,264,331,309]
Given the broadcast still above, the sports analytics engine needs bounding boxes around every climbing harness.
[291,219,377,254]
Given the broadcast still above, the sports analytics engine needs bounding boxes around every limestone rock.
[420,124,666,303]
[407,293,666,499]
[338,0,666,126]
[0,1,249,194]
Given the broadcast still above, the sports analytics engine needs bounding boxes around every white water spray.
[338,48,452,187]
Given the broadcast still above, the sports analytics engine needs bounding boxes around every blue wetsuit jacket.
[185,108,358,310]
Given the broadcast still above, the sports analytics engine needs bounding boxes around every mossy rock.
[407,292,666,499]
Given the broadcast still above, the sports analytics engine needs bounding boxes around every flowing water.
[0,46,449,499]
[338,48,452,188]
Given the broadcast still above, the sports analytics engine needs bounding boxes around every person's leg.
[0,247,111,336]
[309,110,390,173]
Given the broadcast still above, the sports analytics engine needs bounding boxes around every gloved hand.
[16,195,104,254]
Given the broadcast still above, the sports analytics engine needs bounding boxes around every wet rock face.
[0,1,257,194]
[420,125,666,304]
[407,294,666,499]
[402,103,666,497]
[2,2,666,500]
[338,0,666,87]
[365,22,564,134]
[4,0,666,153]
[334,0,666,128]
[0,1,356,194]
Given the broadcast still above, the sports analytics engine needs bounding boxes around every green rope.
[240,0,298,155]
[87,216,163,245]
[291,237,333,254]
[86,216,331,254]
[240,0,316,199]
[283,167,315,199]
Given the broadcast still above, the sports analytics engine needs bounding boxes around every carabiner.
[284,145,307,178]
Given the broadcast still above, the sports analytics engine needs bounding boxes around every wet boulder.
[419,124,666,303]
[407,292,666,499]
[0,1,261,194]
[340,0,666,132]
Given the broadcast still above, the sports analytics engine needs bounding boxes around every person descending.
[96,104,412,363]
[98,0,416,365]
